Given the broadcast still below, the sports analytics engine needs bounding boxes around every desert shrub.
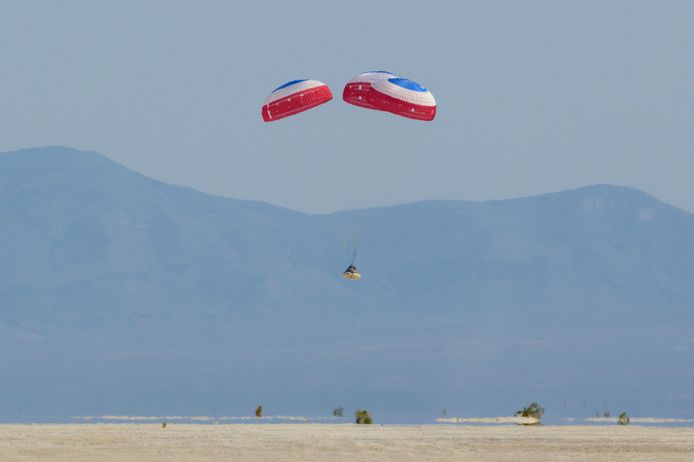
[355,409,372,425]
[618,412,630,425]
[333,406,344,418]
[255,405,263,418]
[161,422,167,429]
[515,402,544,424]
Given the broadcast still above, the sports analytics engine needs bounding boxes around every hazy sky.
[1,1,692,213]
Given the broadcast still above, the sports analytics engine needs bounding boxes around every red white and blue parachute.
[367,77,436,121]
[342,71,397,110]
[261,79,333,122]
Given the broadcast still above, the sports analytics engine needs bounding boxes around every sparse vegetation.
[255,405,263,418]
[333,406,344,418]
[161,422,167,429]
[618,412,630,425]
[515,402,544,425]
[355,409,372,425]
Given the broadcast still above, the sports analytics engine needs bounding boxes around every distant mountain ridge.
[1,146,693,421]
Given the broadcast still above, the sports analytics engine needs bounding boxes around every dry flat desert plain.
[1,424,694,461]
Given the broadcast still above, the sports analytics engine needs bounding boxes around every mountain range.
[1,146,693,422]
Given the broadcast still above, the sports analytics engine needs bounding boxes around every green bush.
[515,402,544,424]
[255,405,263,418]
[355,409,372,425]
[618,412,630,425]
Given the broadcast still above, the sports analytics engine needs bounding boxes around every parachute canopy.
[262,79,333,122]
[367,77,436,121]
[342,265,361,281]
[342,71,397,110]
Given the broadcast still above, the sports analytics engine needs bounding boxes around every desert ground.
[1,423,693,461]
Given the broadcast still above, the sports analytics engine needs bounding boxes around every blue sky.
[1,0,692,213]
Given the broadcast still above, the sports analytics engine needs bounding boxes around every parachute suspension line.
[349,216,363,264]
[333,217,361,260]
[332,220,351,256]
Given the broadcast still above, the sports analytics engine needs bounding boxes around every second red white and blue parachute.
[343,71,437,121]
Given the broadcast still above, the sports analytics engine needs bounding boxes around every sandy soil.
[1,424,693,461]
